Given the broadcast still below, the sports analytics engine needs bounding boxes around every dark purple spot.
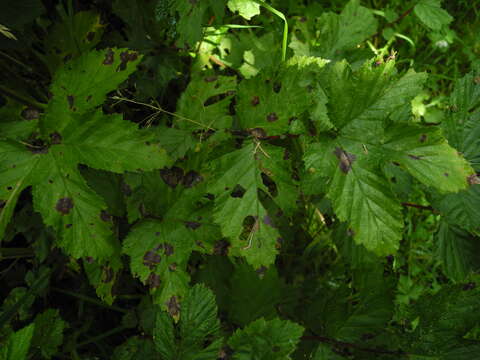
[160,166,184,188]
[143,250,161,269]
[168,263,177,272]
[419,134,427,143]
[164,243,174,256]
[55,197,73,215]
[182,170,203,188]
[408,154,421,160]
[48,179,53,184]
[100,210,111,222]
[167,296,180,317]
[155,231,160,236]
[204,76,217,82]
[85,256,94,264]
[66,95,75,110]
[147,273,160,289]
[386,255,394,264]
[50,132,62,144]
[444,172,449,177]
[333,147,356,174]
[463,282,476,290]
[102,267,113,283]
[6,186,12,191]
[103,48,114,65]
[230,184,246,198]
[21,107,39,120]
[251,96,260,106]
[299,16,307,22]
[185,221,201,230]
[266,112,278,122]
[65,223,72,228]
[263,215,275,227]
[213,239,230,256]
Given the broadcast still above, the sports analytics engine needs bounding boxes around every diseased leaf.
[153,284,222,360]
[31,309,66,359]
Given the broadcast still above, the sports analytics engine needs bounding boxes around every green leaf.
[208,141,295,267]
[112,337,157,360]
[414,0,453,31]
[236,56,328,135]
[153,284,222,360]
[0,323,35,360]
[122,220,194,309]
[384,125,473,192]
[312,344,347,360]
[228,317,304,360]
[31,309,66,359]
[317,0,377,59]
[327,152,403,255]
[176,74,236,131]
[227,0,260,20]
[42,48,142,135]
[435,220,480,282]
[228,263,284,326]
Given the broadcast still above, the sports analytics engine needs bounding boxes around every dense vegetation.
[1,0,480,358]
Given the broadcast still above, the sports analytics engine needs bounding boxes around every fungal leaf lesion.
[333,147,356,173]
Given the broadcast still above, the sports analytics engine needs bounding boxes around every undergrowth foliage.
[1,0,480,359]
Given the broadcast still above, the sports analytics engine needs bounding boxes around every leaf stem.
[51,287,128,314]
[75,325,128,348]
[0,85,47,110]
[401,202,437,213]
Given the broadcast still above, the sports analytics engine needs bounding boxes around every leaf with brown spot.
[103,48,114,65]
[266,112,278,122]
[333,147,356,174]
[167,296,180,317]
[67,95,75,110]
[55,197,74,215]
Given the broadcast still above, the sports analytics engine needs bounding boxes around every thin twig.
[372,6,415,38]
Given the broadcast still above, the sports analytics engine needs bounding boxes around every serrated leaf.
[176,74,236,131]
[0,323,35,360]
[237,57,327,135]
[414,0,453,31]
[314,0,377,59]
[42,48,142,134]
[208,141,296,267]
[384,125,473,192]
[31,309,66,359]
[122,220,194,308]
[435,220,480,282]
[112,337,157,360]
[153,284,222,360]
[227,0,260,20]
[228,317,304,360]
[328,154,403,255]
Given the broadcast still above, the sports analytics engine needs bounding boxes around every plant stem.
[51,287,128,314]
[0,85,47,110]
[75,326,128,348]
[401,202,437,213]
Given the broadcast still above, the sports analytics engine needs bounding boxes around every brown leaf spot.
[147,273,160,289]
[143,250,161,269]
[67,95,75,110]
[408,154,421,160]
[0,200,6,209]
[213,239,230,255]
[250,127,267,139]
[160,166,184,188]
[121,182,132,196]
[444,172,449,177]
[184,221,201,230]
[168,263,177,272]
[164,243,174,256]
[65,223,72,228]
[347,228,355,237]
[182,170,203,188]
[102,267,113,283]
[419,134,427,143]
[55,197,74,215]
[467,174,480,185]
[100,210,111,222]
[86,32,95,42]
[251,96,260,106]
[6,186,12,191]
[21,107,39,120]
[230,184,246,198]
[103,48,114,65]
[50,132,62,144]
[204,76,217,82]
[333,147,356,174]
[266,112,278,122]
[85,256,94,264]
[167,296,180,317]
[263,215,276,227]
[463,282,476,290]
